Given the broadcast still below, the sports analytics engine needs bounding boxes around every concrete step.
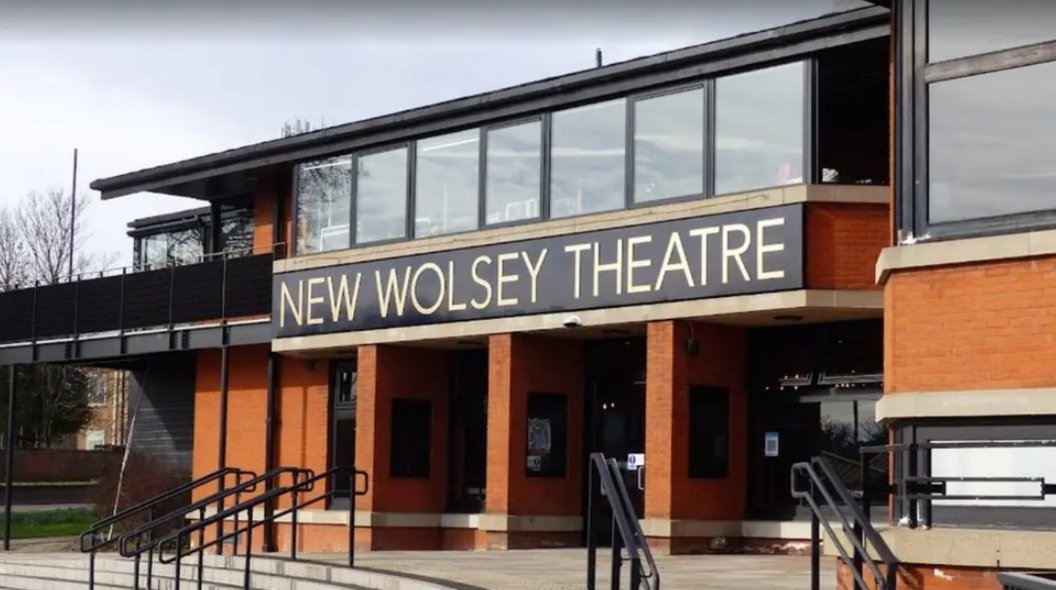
[0,553,443,590]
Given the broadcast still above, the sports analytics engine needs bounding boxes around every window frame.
[353,143,413,248]
[481,116,546,230]
[412,127,484,240]
[628,83,710,208]
[897,0,1056,242]
[289,10,887,258]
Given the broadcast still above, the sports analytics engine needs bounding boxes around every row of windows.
[909,0,1056,233]
[294,61,807,255]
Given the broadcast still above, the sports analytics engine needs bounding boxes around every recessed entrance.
[583,336,647,546]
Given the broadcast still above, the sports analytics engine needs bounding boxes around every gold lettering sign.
[273,205,805,337]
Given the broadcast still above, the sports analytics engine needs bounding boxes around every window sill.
[875,227,1056,284]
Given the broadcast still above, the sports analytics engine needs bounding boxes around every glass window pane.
[357,148,408,244]
[415,129,480,238]
[296,155,353,254]
[634,88,705,203]
[928,0,1056,63]
[485,121,541,225]
[549,99,626,219]
[715,62,805,195]
[221,215,254,257]
[141,235,168,270]
[928,62,1056,224]
[169,229,204,266]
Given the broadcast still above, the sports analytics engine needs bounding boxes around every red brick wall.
[252,169,293,256]
[837,560,1012,590]
[806,202,889,291]
[645,320,748,522]
[0,449,121,483]
[355,344,449,514]
[486,333,584,518]
[192,346,330,505]
[885,256,1056,393]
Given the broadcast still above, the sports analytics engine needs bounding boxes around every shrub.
[89,452,191,550]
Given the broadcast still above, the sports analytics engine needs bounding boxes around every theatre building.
[1,2,1054,589]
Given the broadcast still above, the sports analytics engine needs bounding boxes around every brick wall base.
[837,560,1022,590]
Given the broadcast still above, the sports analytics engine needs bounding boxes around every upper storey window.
[549,99,626,219]
[898,0,1056,240]
[715,62,805,195]
[290,5,890,256]
[296,156,353,253]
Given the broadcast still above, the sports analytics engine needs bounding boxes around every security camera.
[563,315,583,329]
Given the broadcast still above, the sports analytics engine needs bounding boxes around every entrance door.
[584,337,646,545]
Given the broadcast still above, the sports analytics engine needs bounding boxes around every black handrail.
[585,453,659,590]
[142,467,368,590]
[116,466,313,590]
[78,466,255,590]
[791,456,898,590]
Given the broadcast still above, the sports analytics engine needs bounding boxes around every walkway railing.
[585,453,659,590]
[791,455,898,590]
[861,440,1056,530]
[79,466,256,590]
[122,466,369,590]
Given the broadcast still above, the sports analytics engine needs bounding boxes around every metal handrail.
[79,466,255,590]
[143,467,369,590]
[116,466,313,590]
[586,453,659,590]
[607,458,659,590]
[118,466,313,556]
[791,456,897,590]
[79,467,252,552]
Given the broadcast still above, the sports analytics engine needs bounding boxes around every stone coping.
[877,388,1056,421]
[875,228,1056,284]
[274,288,883,353]
[277,184,888,275]
[825,526,1056,570]
[186,508,813,539]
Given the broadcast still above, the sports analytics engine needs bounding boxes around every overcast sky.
[0,0,870,267]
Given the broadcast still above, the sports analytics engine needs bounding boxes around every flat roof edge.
[90,6,890,200]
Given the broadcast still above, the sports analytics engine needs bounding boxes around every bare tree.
[0,208,28,290]
[18,188,118,284]
[281,117,326,138]
[0,188,119,448]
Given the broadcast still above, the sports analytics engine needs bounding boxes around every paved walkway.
[310,550,835,590]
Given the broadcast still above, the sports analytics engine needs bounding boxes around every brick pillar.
[354,344,449,551]
[485,333,584,549]
[645,320,749,554]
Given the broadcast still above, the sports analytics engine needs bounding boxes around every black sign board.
[273,204,805,338]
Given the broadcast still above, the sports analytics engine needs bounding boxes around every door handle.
[637,466,645,491]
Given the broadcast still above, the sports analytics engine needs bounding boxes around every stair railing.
[78,466,256,590]
[125,466,368,590]
[791,455,898,590]
[586,453,659,590]
[116,466,313,590]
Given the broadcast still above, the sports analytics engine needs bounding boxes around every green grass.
[0,507,98,540]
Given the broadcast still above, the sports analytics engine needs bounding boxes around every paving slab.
[308,549,837,590]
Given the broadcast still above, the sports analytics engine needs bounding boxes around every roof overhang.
[90,5,890,202]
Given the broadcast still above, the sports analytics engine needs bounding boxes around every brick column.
[485,333,584,549]
[645,320,748,554]
[354,344,449,551]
